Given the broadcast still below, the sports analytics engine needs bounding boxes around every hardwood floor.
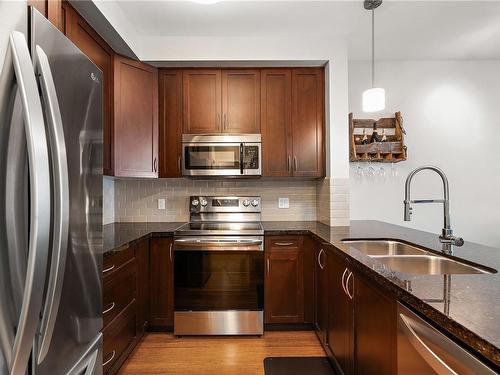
[119,331,326,375]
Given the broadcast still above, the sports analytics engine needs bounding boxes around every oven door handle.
[174,239,263,246]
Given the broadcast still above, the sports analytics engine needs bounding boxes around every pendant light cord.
[372,9,375,88]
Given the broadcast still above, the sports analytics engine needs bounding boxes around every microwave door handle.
[240,143,244,175]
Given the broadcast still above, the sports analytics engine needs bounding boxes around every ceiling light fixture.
[362,0,385,112]
[192,0,222,4]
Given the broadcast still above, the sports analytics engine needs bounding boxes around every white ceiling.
[106,0,500,60]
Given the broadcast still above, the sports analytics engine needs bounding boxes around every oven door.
[182,142,261,176]
[173,237,264,311]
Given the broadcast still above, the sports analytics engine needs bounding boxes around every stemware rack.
[349,111,407,163]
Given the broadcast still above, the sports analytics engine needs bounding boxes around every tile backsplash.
[111,178,318,223]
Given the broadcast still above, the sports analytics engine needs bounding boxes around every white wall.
[0,1,27,68]
[349,60,500,248]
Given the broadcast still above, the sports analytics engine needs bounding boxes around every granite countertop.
[103,220,500,368]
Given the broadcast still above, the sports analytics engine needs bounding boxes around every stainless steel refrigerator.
[0,7,102,375]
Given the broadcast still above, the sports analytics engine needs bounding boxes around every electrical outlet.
[278,197,289,209]
[158,198,166,210]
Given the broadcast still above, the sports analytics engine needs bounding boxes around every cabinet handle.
[274,242,294,246]
[217,113,221,130]
[294,156,298,172]
[103,350,116,367]
[223,113,227,131]
[341,268,349,296]
[266,258,270,276]
[317,249,325,270]
[169,242,173,262]
[346,271,354,300]
[287,156,291,173]
[103,264,115,274]
[103,302,115,315]
[153,157,158,173]
[177,156,181,173]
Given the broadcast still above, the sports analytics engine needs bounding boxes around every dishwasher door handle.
[398,306,498,375]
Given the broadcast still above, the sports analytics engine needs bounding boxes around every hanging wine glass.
[367,160,376,183]
[354,161,363,182]
[391,162,398,180]
[378,165,386,183]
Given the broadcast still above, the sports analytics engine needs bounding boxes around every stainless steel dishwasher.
[397,303,498,374]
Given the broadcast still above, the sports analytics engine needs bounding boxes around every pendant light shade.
[362,87,385,112]
[362,0,385,113]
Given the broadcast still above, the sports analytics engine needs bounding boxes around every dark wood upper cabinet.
[265,237,304,324]
[261,68,325,178]
[183,69,222,134]
[261,69,292,176]
[327,251,354,375]
[113,55,158,178]
[61,2,114,175]
[159,69,183,177]
[291,68,325,177]
[149,238,174,329]
[222,69,261,134]
[355,275,397,375]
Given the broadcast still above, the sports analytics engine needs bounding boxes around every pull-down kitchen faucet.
[404,166,464,248]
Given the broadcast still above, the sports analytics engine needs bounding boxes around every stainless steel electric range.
[173,196,264,335]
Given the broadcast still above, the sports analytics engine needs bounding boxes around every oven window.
[174,251,264,311]
[184,146,241,170]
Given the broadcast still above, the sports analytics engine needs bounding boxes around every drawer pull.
[103,264,115,274]
[103,350,116,367]
[103,302,115,315]
[274,242,294,246]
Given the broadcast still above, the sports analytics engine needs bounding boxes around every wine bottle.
[370,122,381,143]
[361,128,369,145]
[381,129,387,142]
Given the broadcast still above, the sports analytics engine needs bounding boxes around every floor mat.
[264,357,336,375]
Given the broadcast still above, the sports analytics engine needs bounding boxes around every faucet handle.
[452,237,465,247]
[404,201,412,221]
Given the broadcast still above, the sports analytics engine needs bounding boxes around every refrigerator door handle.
[66,333,102,375]
[34,45,70,364]
[4,31,52,375]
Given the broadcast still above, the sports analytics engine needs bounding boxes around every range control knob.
[191,199,199,207]
[200,198,208,207]
[242,199,250,207]
[251,199,259,207]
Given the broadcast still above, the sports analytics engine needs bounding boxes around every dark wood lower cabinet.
[354,275,397,375]
[103,238,149,375]
[149,238,174,329]
[327,251,354,375]
[314,245,329,346]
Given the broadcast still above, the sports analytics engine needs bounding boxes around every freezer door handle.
[0,31,52,375]
[34,45,70,364]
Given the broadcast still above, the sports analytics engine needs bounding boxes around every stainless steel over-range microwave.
[182,134,262,177]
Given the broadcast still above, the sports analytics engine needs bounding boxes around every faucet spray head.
[404,201,412,221]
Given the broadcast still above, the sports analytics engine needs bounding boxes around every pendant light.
[362,0,385,112]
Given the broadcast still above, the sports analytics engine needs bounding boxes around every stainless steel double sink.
[341,240,495,275]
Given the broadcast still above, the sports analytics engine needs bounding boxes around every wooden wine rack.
[349,111,407,163]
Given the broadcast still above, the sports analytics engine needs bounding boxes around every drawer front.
[267,236,303,252]
[103,259,137,329]
[103,300,137,375]
[103,244,135,280]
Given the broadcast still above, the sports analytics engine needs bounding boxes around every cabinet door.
[291,68,324,177]
[114,55,158,177]
[183,69,222,134]
[314,246,328,345]
[327,253,354,375]
[222,69,261,134]
[136,239,150,336]
[62,2,114,175]
[149,238,174,329]
[355,275,397,375]
[261,69,293,176]
[265,250,304,324]
[159,69,183,177]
